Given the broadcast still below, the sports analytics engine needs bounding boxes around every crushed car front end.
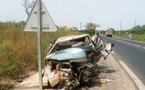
[42,34,113,89]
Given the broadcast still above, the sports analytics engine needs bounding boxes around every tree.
[141,25,145,32]
[85,22,100,31]
[22,0,35,16]
[131,25,142,34]
[72,27,78,31]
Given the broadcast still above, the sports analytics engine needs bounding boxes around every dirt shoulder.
[89,54,137,90]
[12,54,137,90]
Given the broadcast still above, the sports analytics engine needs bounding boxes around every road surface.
[101,35,145,88]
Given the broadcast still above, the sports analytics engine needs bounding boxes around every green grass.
[113,32,145,42]
[0,22,84,89]
[0,77,15,90]
[133,34,145,42]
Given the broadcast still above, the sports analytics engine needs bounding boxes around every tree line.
[129,25,145,34]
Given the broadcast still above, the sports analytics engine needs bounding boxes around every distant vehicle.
[105,28,114,37]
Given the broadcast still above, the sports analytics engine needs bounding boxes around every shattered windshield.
[51,36,91,53]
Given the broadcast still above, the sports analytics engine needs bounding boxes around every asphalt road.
[101,35,145,85]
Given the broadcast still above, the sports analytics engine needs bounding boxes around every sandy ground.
[89,54,137,90]
[12,53,138,90]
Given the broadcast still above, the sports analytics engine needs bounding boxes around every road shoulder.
[90,54,137,90]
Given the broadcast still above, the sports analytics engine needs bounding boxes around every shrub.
[0,41,24,77]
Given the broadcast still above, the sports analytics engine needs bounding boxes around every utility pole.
[135,19,136,27]
[120,20,122,31]
[24,0,57,89]
[80,22,82,30]
[37,0,43,90]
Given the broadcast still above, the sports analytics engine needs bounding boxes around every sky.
[0,0,145,30]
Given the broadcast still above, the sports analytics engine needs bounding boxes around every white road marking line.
[143,47,145,49]
[126,43,132,45]
[133,44,141,47]
[119,61,145,90]
[122,41,126,43]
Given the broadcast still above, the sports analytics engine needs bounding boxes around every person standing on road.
[129,33,134,40]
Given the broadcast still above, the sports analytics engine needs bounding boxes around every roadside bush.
[0,22,82,79]
[0,78,15,90]
[113,30,145,42]
[134,34,145,42]
[113,31,130,39]
[0,22,85,89]
[0,41,24,78]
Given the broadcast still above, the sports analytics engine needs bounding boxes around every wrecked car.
[42,34,113,89]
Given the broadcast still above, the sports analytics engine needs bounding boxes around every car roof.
[55,34,90,44]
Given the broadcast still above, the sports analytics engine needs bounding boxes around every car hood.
[45,48,86,61]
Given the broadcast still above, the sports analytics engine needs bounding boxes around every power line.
[48,0,80,23]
